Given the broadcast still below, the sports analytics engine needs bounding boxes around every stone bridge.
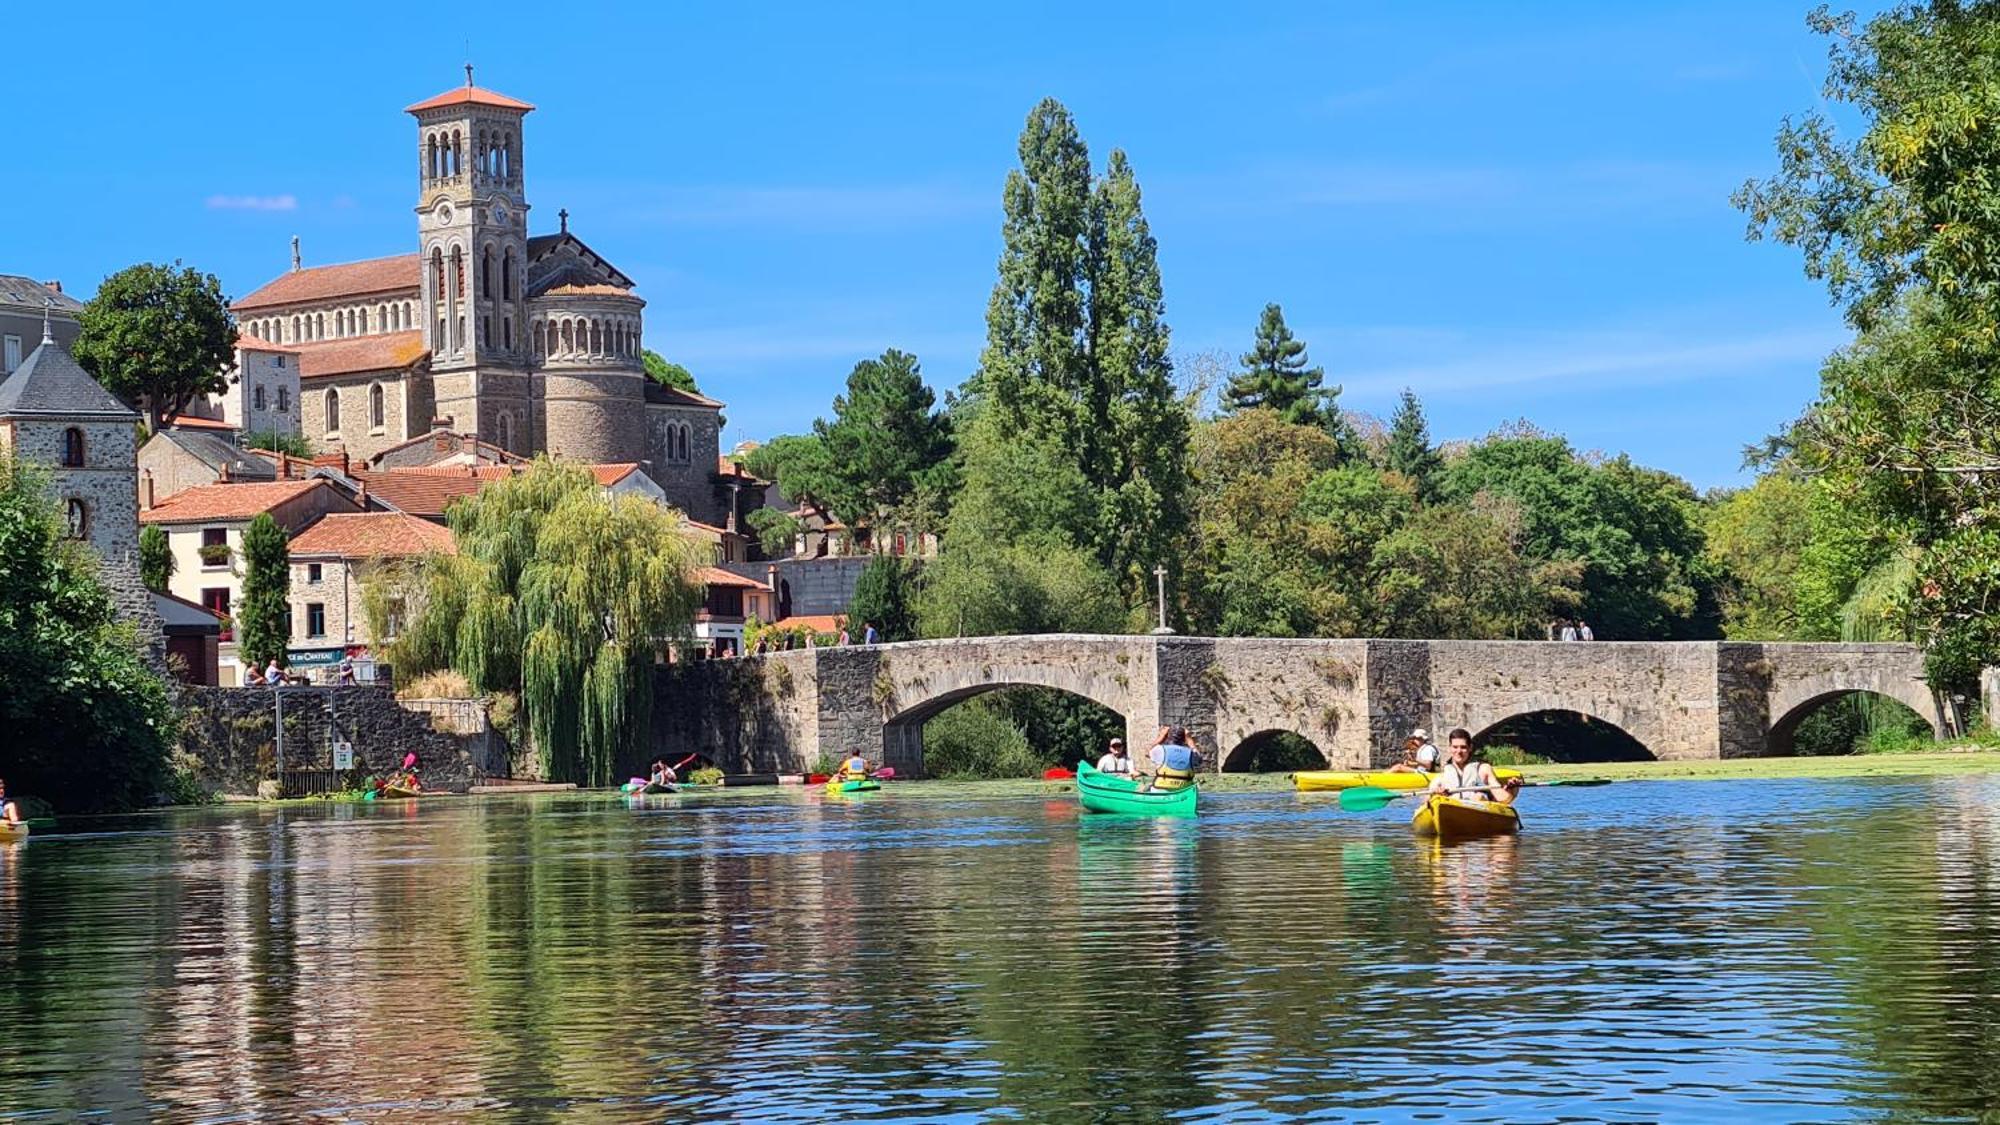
[651,636,1940,777]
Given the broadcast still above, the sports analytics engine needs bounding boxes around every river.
[0,775,1996,1121]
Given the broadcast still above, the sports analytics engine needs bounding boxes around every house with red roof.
[286,511,455,658]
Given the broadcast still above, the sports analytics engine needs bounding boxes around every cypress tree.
[139,524,174,592]
[236,513,290,668]
[1385,388,1444,500]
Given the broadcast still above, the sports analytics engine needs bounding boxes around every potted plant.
[198,543,233,567]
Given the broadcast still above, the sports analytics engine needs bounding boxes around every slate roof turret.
[0,338,137,421]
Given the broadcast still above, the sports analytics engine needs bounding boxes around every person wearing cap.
[1384,728,1441,774]
[1096,737,1133,776]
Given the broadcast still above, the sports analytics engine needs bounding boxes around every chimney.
[356,479,368,508]
[141,469,155,511]
[727,480,741,533]
[41,280,61,294]
[218,461,232,484]
[291,235,302,272]
[279,455,292,481]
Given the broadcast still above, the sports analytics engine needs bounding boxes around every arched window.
[431,248,444,303]
[370,383,385,430]
[452,130,462,175]
[292,315,301,341]
[60,427,85,467]
[482,245,494,299]
[498,412,513,449]
[315,313,325,338]
[503,316,513,350]
[253,385,266,411]
[325,388,341,434]
[451,245,464,299]
[561,320,574,354]
[502,250,515,300]
[64,499,87,540]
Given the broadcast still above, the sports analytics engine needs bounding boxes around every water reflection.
[4,778,2000,1119]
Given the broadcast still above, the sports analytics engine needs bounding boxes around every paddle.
[1338,778,1612,812]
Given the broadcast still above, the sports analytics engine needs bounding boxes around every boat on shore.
[1075,759,1197,816]
[1412,794,1520,841]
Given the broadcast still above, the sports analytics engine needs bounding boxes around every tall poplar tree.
[1384,388,1443,500]
[955,98,1191,612]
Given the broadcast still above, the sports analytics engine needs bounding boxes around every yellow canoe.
[1295,767,1521,792]
[1412,794,1520,841]
[0,822,30,844]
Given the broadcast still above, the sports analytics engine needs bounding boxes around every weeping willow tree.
[366,459,705,784]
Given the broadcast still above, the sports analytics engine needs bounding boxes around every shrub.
[921,699,1044,779]
[689,766,724,785]
[399,669,472,699]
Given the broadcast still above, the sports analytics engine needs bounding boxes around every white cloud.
[206,194,298,212]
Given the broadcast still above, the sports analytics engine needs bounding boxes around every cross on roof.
[559,208,569,233]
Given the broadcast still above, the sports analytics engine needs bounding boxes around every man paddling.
[1430,729,1520,805]
[1096,737,1133,776]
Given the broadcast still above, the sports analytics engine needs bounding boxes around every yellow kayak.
[1412,794,1521,841]
[0,822,30,844]
[1295,767,1521,792]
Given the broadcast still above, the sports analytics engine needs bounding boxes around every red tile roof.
[405,85,536,114]
[234,254,422,311]
[290,512,456,558]
[698,566,768,591]
[591,463,642,486]
[140,478,331,524]
[235,334,296,352]
[352,469,492,519]
[773,614,846,634]
[167,414,236,431]
[541,282,637,298]
[294,331,428,379]
[366,429,526,467]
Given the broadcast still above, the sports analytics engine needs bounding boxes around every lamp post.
[1151,564,1175,636]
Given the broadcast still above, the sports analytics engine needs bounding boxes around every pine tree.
[236,513,290,668]
[1385,388,1444,500]
[813,349,954,529]
[1223,303,1359,458]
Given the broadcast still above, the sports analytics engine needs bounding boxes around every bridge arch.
[876,646,1147,776]
[1470,709,1657,763]
[1768,687,1941,756]
[1223,728,1330,773]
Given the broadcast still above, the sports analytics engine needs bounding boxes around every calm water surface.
[2,775,1998,1122]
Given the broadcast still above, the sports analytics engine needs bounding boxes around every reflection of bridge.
[654,636,1940,776]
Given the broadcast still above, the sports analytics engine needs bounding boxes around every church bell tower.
[407,68,534,442]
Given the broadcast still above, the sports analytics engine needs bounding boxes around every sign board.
[286,647,345,668]
[332,742,354,771]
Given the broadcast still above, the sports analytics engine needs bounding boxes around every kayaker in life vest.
[835,753,871,781]
[1431,728,1521,804]
[1096,737,1133,776]
[647,758,678,787]
[1146,727,1202,792]
[1385,728,1441,774]
[0,779,19,825]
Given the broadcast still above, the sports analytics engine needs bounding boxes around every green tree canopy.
[236,512,290,668]
[73,261,236,431]
[0,457,174,811]
[641,350,700,394]
[1734,3,2000,689]
[960,99,1192,611]
[847,555,918,643]
[1437,431,1720,639]
[371,459,705,784]
[811,350,955,530]
[139,524,174,594]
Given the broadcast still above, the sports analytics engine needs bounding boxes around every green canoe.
[1075,759,1198,816]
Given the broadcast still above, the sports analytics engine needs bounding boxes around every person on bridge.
[1096,737,1133,776]
[1146,727,1202,792]
[1431,729,1520,805]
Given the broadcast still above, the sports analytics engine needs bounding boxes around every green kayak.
[825,778,881,794]
[1075,759,1197,816]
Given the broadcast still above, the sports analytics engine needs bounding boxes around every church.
[229,71,726,523]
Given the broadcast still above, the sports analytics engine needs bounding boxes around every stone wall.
[180,685,479,796]
[718,557,872,619]
[645,403,722,524]
[663,636,1943,775]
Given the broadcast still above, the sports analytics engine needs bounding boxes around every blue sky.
[7,1,1877,489]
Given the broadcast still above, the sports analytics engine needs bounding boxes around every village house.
[285,511,454,661]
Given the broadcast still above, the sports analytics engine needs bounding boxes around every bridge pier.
[651,637,1940,778]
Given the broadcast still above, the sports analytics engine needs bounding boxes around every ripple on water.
[0,776,1995,1120]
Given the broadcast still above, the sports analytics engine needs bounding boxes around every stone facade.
[229,78,714,507]
[646,397,724,524]
[179,685,481,795]
[657,637,1944,776]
